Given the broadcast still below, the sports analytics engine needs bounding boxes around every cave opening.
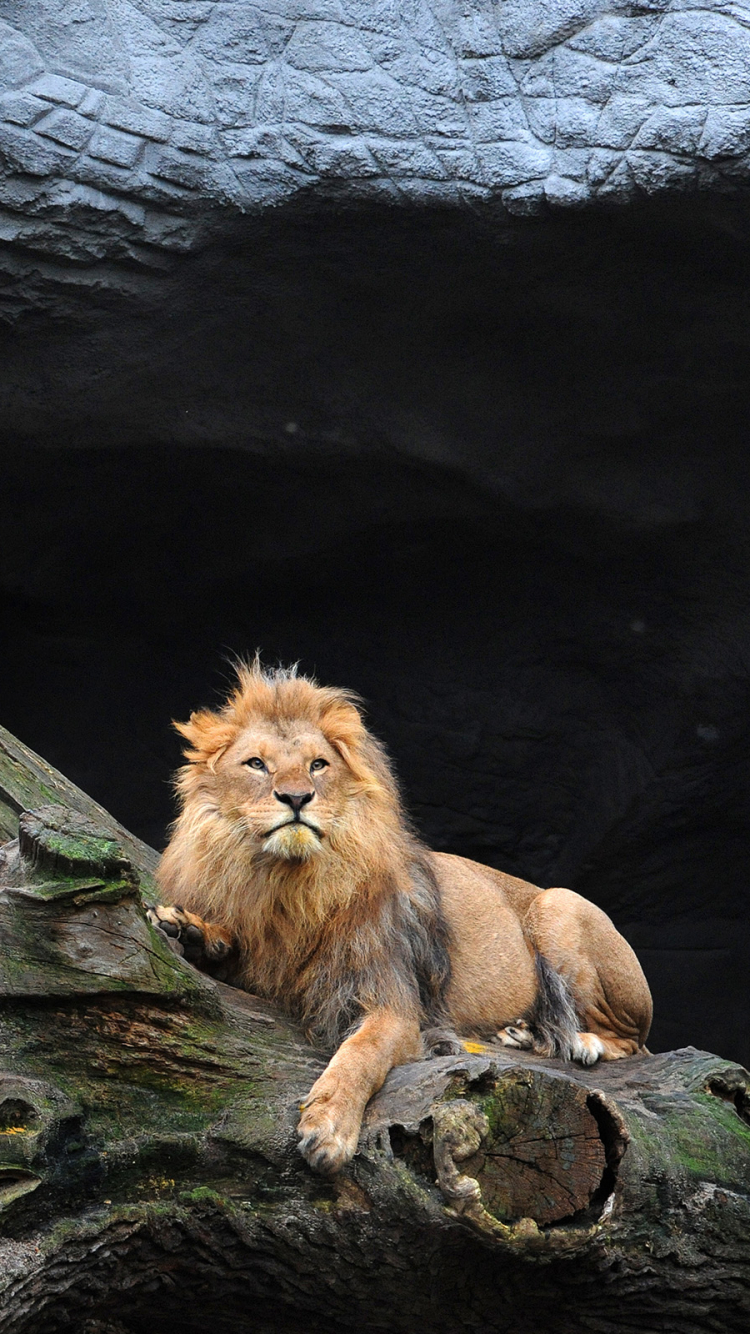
[2,199,750,1066]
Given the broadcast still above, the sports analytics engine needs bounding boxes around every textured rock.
[2,1,750,266]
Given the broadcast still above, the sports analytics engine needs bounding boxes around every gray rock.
[1,1,750,265]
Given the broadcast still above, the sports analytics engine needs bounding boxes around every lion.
[152,660,652,1176]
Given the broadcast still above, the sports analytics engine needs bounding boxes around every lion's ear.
[321,701,384,794]
[319,700,365,751]
[173,710,237,770]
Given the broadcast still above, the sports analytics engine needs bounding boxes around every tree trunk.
[0,725,748,1334]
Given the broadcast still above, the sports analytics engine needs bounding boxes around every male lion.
[152,661,652,1176]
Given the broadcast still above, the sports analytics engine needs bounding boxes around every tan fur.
[157,661,653,1174]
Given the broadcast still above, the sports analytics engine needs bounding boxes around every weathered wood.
[448,1070,608,1226]
[0,769,748,1332]
[0,724,159,894]
[0,808,214,1011]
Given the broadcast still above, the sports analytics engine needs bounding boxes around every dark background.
[1,201,749,1066]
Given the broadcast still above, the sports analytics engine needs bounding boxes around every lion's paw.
[147,905,185,957]
[496,1019,535,1051]
[422,1026,465,1058]
[297,1113,358,1176]
[147,904,234,969]
[571,1032,605,1065]
[297,1077,361,1176]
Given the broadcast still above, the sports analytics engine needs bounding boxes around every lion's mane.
[158,662,451,1047]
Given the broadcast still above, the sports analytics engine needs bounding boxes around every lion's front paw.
[148,905,234,971]
[297,1076,362,1176]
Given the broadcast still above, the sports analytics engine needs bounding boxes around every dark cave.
[2,200,750,1067]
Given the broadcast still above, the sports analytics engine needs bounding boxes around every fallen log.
[0,727,748,1334]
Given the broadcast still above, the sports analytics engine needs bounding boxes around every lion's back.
[430,850,541,918]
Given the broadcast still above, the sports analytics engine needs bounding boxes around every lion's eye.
[310,758,329,772]
[244,757,266,770]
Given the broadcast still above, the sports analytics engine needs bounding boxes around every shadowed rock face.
[1,4,750,1068]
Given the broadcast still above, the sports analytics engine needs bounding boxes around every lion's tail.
[527,953,583,1061]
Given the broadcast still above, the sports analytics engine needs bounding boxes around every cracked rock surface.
[2,0,750,263]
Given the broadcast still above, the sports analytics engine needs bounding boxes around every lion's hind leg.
[523,888,653,1063]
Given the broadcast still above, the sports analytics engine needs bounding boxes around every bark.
[0,725,159,890]
[0,726,748,1334]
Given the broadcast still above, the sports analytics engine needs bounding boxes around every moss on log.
[0,725,748,1334]
[0,725,159,895]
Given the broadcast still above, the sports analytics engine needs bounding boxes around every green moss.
[694,1091,750,1142]
[310,1196,336,1213]
[27,877,136,905]
[178,1185,225,1205]
[663,1095,750,1181]
[45,831,121,859]
[0,1170,41,1211]
[0,1002,248,1146]
[624,1089,750,1192]
[138,872,160,907]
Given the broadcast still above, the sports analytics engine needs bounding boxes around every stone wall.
[3,0,750,264]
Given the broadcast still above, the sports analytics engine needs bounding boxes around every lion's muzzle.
[262,820,322,861]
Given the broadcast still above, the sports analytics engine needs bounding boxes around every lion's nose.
[274,790,314,815]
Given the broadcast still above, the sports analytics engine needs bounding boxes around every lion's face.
[210,720,351,861]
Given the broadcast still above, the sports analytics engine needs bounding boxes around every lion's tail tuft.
[527,953,582,1061]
